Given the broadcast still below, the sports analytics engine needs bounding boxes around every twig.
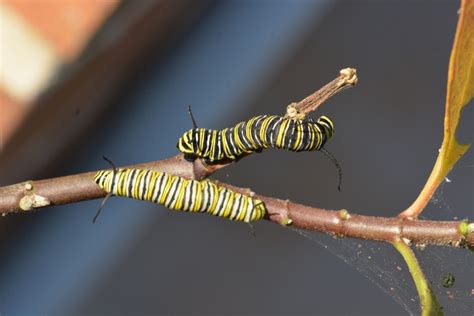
[0,154,472,248]
[285,67,358,119]
[192,68,359,173]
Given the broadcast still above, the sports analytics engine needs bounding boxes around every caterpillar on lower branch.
[93,167,266,223]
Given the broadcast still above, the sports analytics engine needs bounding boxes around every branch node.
[458,220,471,238]
[338,209,351,220]
[339,67,358,86]
[25,182,33,191]
[269,199,293,226]
[279,217,293,226]
[285,67,358,119]
[19,194,51,211]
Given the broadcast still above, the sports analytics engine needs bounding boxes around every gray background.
[0,1,472,315]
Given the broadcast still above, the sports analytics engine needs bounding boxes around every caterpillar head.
[177,129,196,155]
[317,115,334,138]
[252,199,267,221]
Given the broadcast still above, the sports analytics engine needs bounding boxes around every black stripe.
[225,128,237,158]
[141,170,152,200]
[154,173,165,203]
[127,169,138,198]
[268,116,281,147]
[300,120,310,151]
[166,177,181,208]
[203,182,212,212]
[193,128,200,155]
[238,121,251,151]
[214,132,223,161]
[285,118,295,149]
[253,116,265,147]
[233,194,242,220]
[185,181,194,211]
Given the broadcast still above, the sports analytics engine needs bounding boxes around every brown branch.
[0,69,471,248]
[1,154,472,248]
[285,67,358,119]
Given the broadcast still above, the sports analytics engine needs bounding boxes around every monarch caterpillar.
[177,106,342,190]
[93,165,266,223]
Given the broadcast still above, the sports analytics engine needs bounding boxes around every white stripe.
[240,120,251,150]
[228,128,237,156]
[205,131,211,154]
[269,117,283,146]
[231,195,241,220]
[245,199,253,222]
[253,116,265,147]
[201,182,209,212]
[165,177,181,208]
[219,190,231,216]
[183,180,192,211]
[189,181,196,211]
[215,189,226,215]
[138,172,146,200]
[217,133,222,160]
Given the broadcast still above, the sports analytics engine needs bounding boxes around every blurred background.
[0,0,472,315]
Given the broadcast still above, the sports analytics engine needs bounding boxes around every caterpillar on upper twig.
[177,106,342,190]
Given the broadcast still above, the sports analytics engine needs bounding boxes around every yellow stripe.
[158,174,173,204]
[174,178,188,210]
[208,130,217,158]
[238,197,248,221]
[106,171,113,192]
[134,170,146,199]
[233,122,245,152]
[209,182,219,212]
[198,129,205,152]
[220,128,232,159]
[193,181,203,212]
[244,118,254,148]
[294,120,303,150]
[146,171,160,201]
[222,190,237,217]
[115,170,124,195]
[315,124,322,148]
[276,118,288,147]
[259,117,271,145]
